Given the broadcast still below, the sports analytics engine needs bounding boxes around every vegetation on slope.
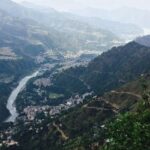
[102,78,150,150]
[14,41,150,119]
[102,109,150,150]
[2,75,150,150]
[43,42,150,97]
[15,66,89,112]
[85,42,150,94]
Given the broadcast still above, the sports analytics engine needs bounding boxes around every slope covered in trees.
[44,41,150,97]
[2,75,150,150]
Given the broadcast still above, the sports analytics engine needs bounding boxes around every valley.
[0,0,150,150]
[1,37,150,149]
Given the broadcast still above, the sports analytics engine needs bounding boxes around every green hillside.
[2,74,150,150]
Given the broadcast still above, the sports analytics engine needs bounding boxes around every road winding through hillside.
[5,71,39,122]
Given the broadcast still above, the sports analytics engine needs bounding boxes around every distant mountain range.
[0,0,147,60]
[64,12,143,40]
[0,0,123,55]
[74,7,150,28]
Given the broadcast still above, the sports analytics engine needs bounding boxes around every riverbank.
[5,71,39,122]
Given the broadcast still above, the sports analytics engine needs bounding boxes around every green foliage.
[49,93,64,99]
[53,67,88,95]
[48,42,150,97]
[85,42,150,94]
[102,83,150,150]
[102,110,150,150]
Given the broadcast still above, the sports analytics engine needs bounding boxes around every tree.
[102,78,150,150]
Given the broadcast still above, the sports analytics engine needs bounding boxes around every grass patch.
[49,93,64,99]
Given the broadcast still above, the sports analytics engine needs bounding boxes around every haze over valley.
[0,0,150,150]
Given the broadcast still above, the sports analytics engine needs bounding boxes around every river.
[5,71,39,122]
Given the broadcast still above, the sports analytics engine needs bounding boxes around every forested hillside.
[43,42,150,96]
[2,74,150,150]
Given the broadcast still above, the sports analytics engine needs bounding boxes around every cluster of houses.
[23,94,92,121]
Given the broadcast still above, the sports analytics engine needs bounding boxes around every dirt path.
[82,90,141,114]
[85,106,118,113]
[53,123,69,140]
[105,100,119,110]
[111,91,142,99]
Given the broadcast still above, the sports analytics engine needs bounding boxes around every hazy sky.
[12,0,150,11]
